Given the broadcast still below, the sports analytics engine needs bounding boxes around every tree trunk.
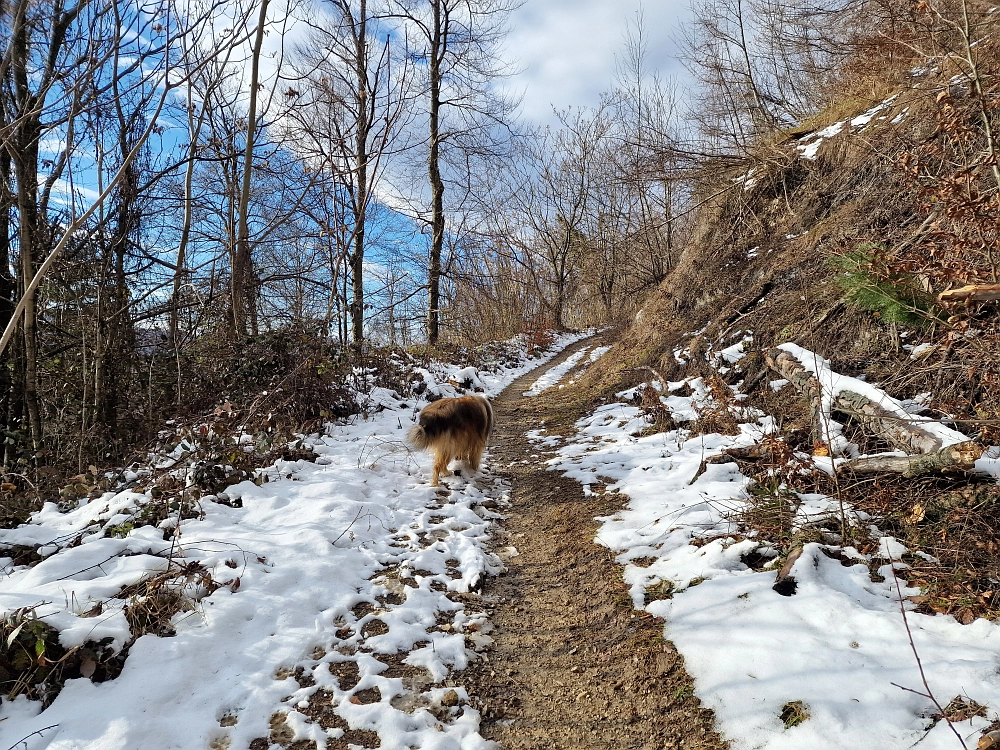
[426,0,444,346]
[350,0,369,348]
[171,77,204,365]
[231,0,270,338]
[96,54,142,431]
[9,0,44,457]
[13,122,43,456]
[0,144,15,468]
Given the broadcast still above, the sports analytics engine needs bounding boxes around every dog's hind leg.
[431,447,450,487]
[467,445,483,473]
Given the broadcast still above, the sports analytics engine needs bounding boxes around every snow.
[850,96,898,128]
[734,167,759,191]
[714,335,753,365]
[977,447,1000,478]
[523,345,591,396]
[0,331,589,750]
[7,324,997,750]
[796,95,900,160]
[588,345,611,362]
[908,342,937,359]
[538,344,1000,750]
[797,136,830,160]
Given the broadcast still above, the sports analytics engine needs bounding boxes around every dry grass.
[118,562,221,639]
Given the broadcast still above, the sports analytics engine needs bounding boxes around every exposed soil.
[465,336,728,750]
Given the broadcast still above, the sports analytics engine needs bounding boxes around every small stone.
[80,658,97,679]
[441,689,460,707]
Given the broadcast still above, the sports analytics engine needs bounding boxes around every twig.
[890,681,933,699]
[5,725,59,750]
[331,508,366,547]
[887,551,968,749]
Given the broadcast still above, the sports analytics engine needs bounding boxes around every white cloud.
[503,0,693,125]
[44,177,101,209]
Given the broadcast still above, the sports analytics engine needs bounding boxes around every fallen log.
[764,348,825,438]
[938,283,1000,304]
[766,346,970,457]
[839,441,983,477]
[835,389,947,455]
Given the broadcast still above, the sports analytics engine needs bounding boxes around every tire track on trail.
[466,334,728,750]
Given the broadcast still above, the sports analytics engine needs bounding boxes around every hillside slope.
[592,67,999,429]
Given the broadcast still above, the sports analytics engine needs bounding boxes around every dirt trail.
[465,336,727,750]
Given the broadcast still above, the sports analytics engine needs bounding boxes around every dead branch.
[688,446,773,484]
[772,545,803,596]
[839,441,984,477]
[938,284,1000,304]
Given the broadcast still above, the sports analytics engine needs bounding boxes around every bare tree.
[231,0,271,337]
[387,0,520,344]
[287,0,413,346]
[501,109,612,330]
[0,0,254,460]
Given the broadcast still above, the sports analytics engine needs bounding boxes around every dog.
[407,395,494,486]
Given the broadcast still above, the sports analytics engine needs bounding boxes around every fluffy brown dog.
[407,395,494,486]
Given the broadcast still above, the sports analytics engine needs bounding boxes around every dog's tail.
[407,424,432,450]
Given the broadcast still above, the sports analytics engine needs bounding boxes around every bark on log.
[839,441,983,477]
[835,389,946,455]
[764,348,825,438]
[938,284,1000,304]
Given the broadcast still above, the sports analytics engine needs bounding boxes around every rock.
[441,689,460,707]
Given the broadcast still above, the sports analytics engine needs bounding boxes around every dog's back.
[408,395,493,485]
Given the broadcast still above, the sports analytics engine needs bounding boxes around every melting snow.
[523,346,591,396]
[537,342,1000,750]
[0,332,589,750]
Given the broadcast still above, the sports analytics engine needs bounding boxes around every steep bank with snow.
[550,56,1000,750]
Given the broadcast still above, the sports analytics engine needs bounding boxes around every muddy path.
[465,336,728,750]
